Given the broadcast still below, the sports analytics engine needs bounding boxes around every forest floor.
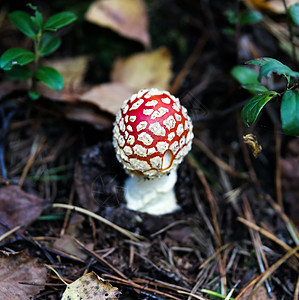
[0,0,298,299]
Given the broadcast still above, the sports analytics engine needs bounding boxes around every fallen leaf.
[245,0,298,13]
[63,105,114,129]
[62,272,120,299]
[45,56,89,89]
[240,285,276,299]
[243,134,262,158]
[85,0,150,48]
[0,185,48,243]
[53,234,93,260]
[0,251,47,299]
[79,82,134,115]
[111,47,172,91]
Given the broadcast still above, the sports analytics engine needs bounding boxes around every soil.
[0,0,298,299]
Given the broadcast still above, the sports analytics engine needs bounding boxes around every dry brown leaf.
[63,105,113,128]
[239,285,276,299]
[62,272,120,299]
[85,0,150,48]
[111,47,172,91]
[53,234,93,260]
[79,82,135,115]
[245,0,298,13]
[0,185,48,243]
[45,56,89,89]
[0,251,47,299]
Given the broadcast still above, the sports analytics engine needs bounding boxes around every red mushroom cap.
[113,88,193,177]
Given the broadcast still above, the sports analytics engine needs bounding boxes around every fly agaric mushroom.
[113,88,193,215]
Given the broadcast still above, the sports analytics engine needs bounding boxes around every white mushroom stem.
[124,169,179,215]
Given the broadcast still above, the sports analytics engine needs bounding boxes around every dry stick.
[150,220,189,237]
[235,245,299,299]
[249,245,299,299]
[216,250,227,297]
[237,217,299,261]
[0,225,22,242]
[177,290,207,300]
[188,154,222,246]
[74,239,132,283]
[52,203,143,242]
[274,126,282,207]
[170,35,208,95]
[188,154,226,295]
[60,184,75,236]
[19,137,45,187]
[103,274,182,300]
[265,194,299,246]
[193,188,218,244]
[193,138,248,179]
[243,196,273,298]
[198,243,232,270]
[294,276,299,300]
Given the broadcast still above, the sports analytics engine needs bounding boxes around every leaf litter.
[0,0,299,299]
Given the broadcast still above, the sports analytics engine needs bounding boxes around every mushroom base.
[124,169,179,215]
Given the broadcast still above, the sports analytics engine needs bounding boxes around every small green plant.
[0,4,77,99]
[231,3,299,136]
[231,57,299,136]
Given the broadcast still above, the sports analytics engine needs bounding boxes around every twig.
[103,274,183,300]
[52,203,143,242]
[0,225,22,242]
[274,126,282,206]
[170,35,208,95]
[150,220,189,237]
[249,245,299,299]
[188,154,222,246]
[177,290,207,300]
[74,239,132,282]
[242,196,273,298]
[265,194,299,246]
[193,187,217,241]
[237,217,299,261]
[19,136,45,187]
[235,245,299,299]
[60,184,75,236]
[193,138,248,179]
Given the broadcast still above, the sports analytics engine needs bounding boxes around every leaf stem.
[282,0,296,67]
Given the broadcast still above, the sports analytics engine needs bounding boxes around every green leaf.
[231,65,268,94]
[0,48,35,70]
[35,66,64,90]
[31,10,43,29]
[241,91,278,126]
[29,90,40,100]
[5,65,32,79]
[246,57,299,83]
[43,12,77,31]
[241,83,268,94]
[224,10,238,25]
[231,65,260,85]
[240,10,263,25]
[289,3,299,27]
[281,90,299,136]
[40,33,62,56]
[8,11,38,38]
